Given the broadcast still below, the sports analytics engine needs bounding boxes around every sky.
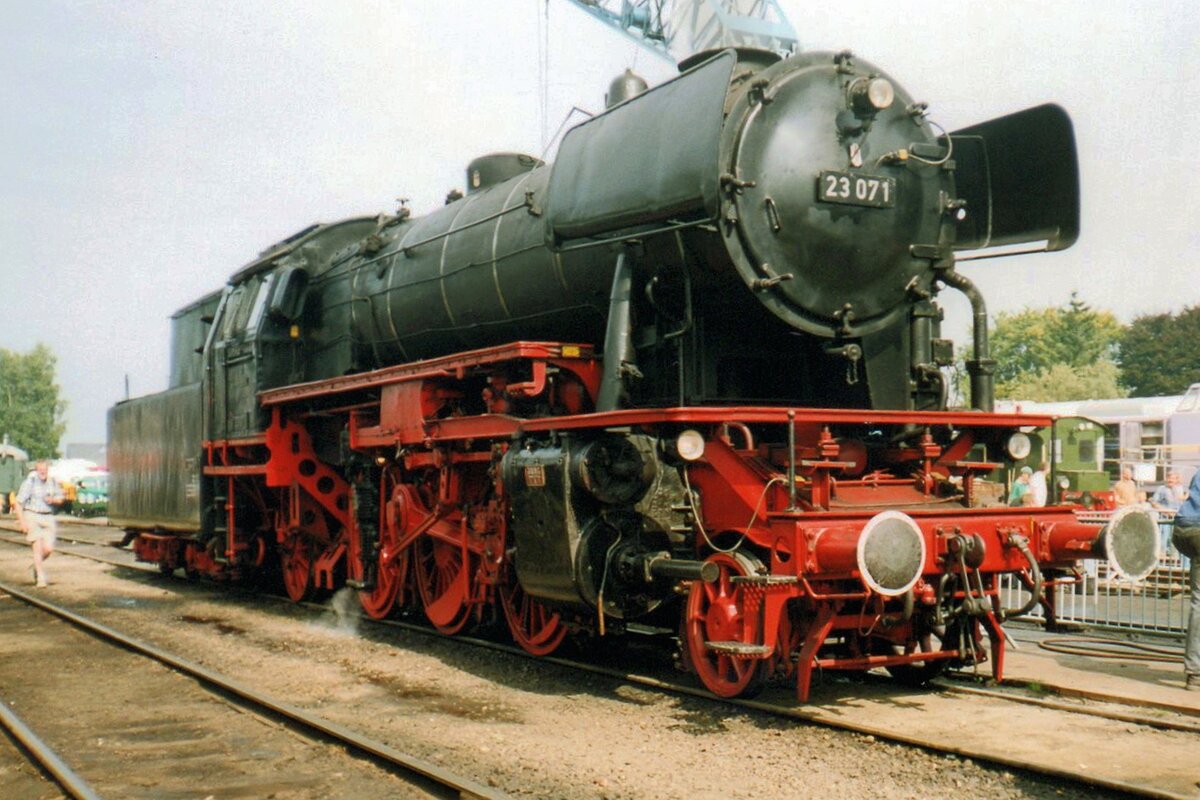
[1,1,1197,445]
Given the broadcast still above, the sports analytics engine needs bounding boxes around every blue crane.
[561,0,798,64]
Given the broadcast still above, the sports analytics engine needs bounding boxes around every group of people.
[1008,461,1050,507]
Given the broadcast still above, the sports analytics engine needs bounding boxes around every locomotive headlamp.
[1005,432,1033,460]
[850,77,895,113]
[675,429,706,462]
[1058,476,1071,490]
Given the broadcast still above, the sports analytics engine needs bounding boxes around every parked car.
[73,473,108,517]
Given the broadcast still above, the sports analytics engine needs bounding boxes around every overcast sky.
[1,1,1197,445]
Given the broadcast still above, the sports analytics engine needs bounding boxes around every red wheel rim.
[358,475,410,620]
[500,580,566,656]
[415,534,473,634]
[685,551,767,698]
[281,539,313,603]
[359,544,408,620]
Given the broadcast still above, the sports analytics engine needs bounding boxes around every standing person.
[15,460,62,587]
[1113,466,1139,507]
[1027,461,1049,507]
[1151,471,1187,559]
[1173,469,1200,691]
[1008,466,1031,507]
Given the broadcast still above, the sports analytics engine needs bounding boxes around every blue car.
[74,474,108,517]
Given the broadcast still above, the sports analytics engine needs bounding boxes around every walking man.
[15,460,62,587]
[1172,470,1200,691]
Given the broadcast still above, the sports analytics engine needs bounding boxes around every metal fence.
[999,509,1192,634]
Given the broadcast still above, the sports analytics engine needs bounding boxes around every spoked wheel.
[500,579,566,656]
[358,477,410,620]
[359,541,408,620]
[415,533,474,634]
[280,537,315,603]
[685,550,770,698]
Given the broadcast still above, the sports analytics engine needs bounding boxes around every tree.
[1118,306,1200,397]
[0,344,67,459]
[966,293,1125,402]
[1001,361,1123,402]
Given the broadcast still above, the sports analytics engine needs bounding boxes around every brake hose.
[999,534,1043,622]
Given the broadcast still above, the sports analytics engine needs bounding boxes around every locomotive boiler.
[108,47,1156,701]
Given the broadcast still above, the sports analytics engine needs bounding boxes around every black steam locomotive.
[109,48,1152,700]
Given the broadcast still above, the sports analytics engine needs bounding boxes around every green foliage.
[1001,361,1124,402]
[0,344,67,459]
[1118,306,1200,397]
[962,293,1126,403]
[990,293,1123,386]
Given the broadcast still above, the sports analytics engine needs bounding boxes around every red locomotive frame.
[131,340,1138,700]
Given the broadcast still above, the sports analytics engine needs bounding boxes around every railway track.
[0,574,503,800]
[0,696,101,800]
[3,522,1198,799]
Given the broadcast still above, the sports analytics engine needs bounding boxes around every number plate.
[817,170,896,209]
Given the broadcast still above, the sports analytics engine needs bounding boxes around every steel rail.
[412,625,1194,800]
[19,529,1199,735]
[0,700,102,800]
[0,578,506,800]
[3,528,1196,798]
[932,679,1200,733]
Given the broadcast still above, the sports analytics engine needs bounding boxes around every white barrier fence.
[999,508,1192,634]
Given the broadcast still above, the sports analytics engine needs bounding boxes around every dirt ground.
[0,530,1132,800]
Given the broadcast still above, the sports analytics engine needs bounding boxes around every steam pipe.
[938,269,995,412]
[597,249,635,412]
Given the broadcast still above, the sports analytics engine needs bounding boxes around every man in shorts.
[15,460,62,587]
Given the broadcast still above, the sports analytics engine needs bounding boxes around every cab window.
[232,278,262,333]
[221,286,246,338]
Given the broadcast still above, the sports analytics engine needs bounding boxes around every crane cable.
[538,0,551,152]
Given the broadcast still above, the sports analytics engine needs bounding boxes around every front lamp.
[1006,432,1032,460]
[850,77,895,113]
[676,429,706,462]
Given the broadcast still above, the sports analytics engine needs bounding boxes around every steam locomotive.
[109,48,1157,700]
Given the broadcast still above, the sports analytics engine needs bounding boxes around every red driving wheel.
[280,536,314,603]
[499,578,566,656]
[685,550,769,698]
[415,532,474,635]
[358,474,410,620]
